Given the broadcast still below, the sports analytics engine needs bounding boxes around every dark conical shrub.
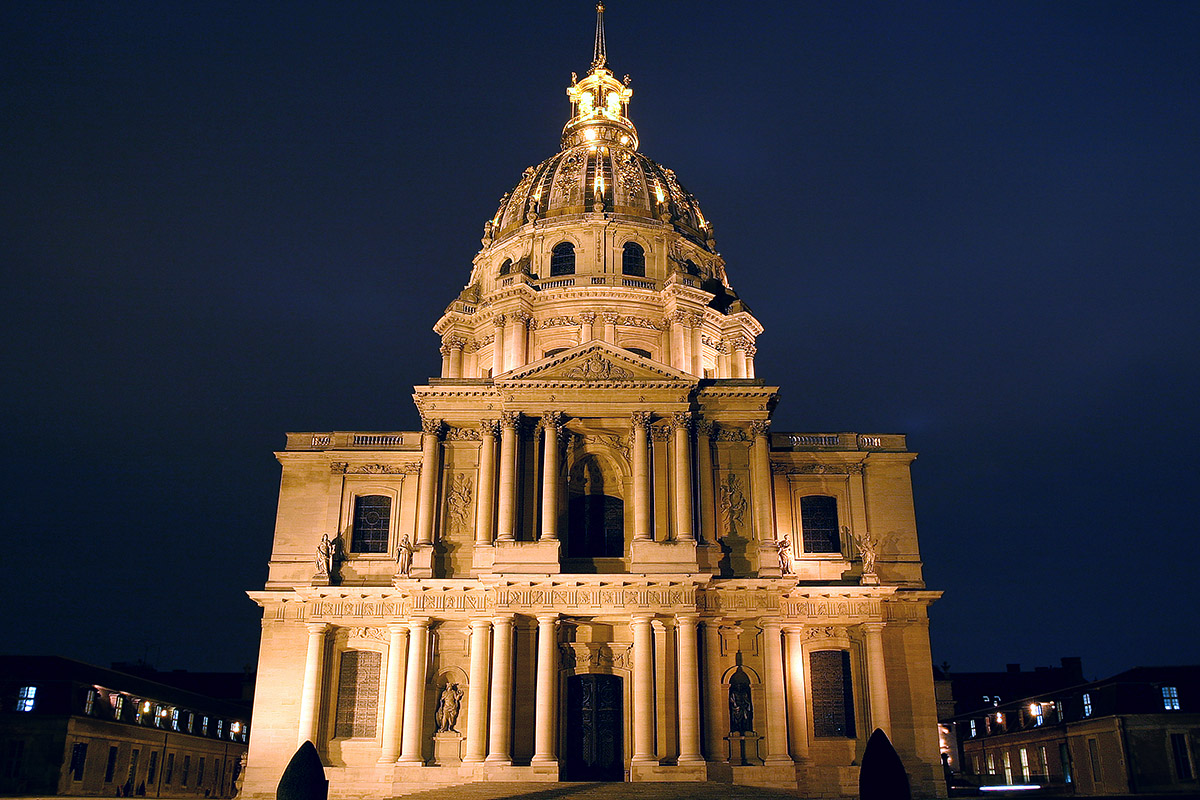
[859,728,911,800]
[277,741,327,800]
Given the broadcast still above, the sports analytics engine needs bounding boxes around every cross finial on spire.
[592,2,607,70]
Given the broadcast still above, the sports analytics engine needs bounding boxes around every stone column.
[496,412,519,542]
[398,619,431,764]
[631,412,653,541]
[695,419,716,544]
[439,344,452,378]
[297,623,328,748]
[749,421,774,543]
[732,337,747,378]
[862,623,891,736]
[475,421,498,546]
[539,412,563,541]
[717,341,731,378]
[670,312,687,371]
[783,626,810,762]
[415,418,443,546]
[485,614,515,764]
[492,315,506,375]
[676,614,703,763]
[744,343,756,379]
[379,624,409,763]
[463,619,492,763]
[448,338,465,378]
[701,619,725,760]
[510,312,530,369]
[762,621,792,765]
[631,614,657,764]
[531,614,559,764]
[671,412,695,542]
[579,311,596,343]
[690,313,704,375]
[602,311,618,343]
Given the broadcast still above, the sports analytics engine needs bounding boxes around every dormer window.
[622,242,645,276]
[550,242,576,276]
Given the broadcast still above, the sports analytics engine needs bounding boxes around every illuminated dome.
[487,8,715,252]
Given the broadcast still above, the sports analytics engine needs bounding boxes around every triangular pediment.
[499,340,696,384]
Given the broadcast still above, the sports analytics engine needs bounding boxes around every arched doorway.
[566,455,624,559]
[563,673,624,781]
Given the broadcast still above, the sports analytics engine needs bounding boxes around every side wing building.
[243,8,944,798]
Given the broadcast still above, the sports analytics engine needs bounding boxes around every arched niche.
[565,453,625,559]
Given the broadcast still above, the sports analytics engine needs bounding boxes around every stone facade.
[242,8,944,799]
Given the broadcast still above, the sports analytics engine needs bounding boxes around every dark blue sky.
[3,2,1197,678]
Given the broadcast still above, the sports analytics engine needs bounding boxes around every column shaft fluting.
[632,413,652,541]
[676,615,703,763]
[379,624,409,763]
[863,623,891,736]
[750,422,774,543]
[475,423,497,545]
[532,615,559,764]
[485,615,515,764]
[783,626,810,761]
[492,315,506,375]
[416,420,442,546]
[449,344,464,378]
[762,621,792,765]
[297,623,328,748]
[672,414,694,542]
[671,319,686,371]
[540,414,561,541]
[690,319,703,375]
[397,619,430,764]
[631,615,656,763]
[696,421,716,544]
[496,414,518,542]
[463,620,492,763]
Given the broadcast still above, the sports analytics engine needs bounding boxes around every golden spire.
[592,3,607,70]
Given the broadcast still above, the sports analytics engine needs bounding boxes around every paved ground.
[391,783,808,800]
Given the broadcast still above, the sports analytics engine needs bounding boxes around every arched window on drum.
[621,241,645,276]
[550,242,576,276]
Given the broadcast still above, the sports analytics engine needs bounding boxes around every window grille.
[810,650,855,738]
[1163,686,1181,710]
[104,747,118,783]
[1083,692,1092,716]
[800,496,840,553]
[1171,733,1194,780]
[335,650,382,738]
[622,242,645,276]
[550,242,576,276]
[70,743,88,781]
[15,686,36,712]
[351,495,391,553]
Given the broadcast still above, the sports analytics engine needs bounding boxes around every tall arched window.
[550,242,576,276]
[498,258,512,275]
[622,241,645,276]
[567,455,623,558]
[800,495,840,553]
[350,495,391,553]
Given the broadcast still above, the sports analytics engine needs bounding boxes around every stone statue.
[777,538,793,575]
[851,526,878,576]
[728,666,754,733]
[395,535,415,576]
[315,534,338,578]
[434,683,463,733]
[232,752,247,798]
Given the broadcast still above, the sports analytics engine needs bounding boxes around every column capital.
[675,613,700,626]
[760,619,783,633]
[406,617,431,631]
[387,622,410,635]
[540,410,565,431]
[499,411,521,430]
[535,612,560,625]
[493,313,506,327]
[479,419,499,436]
[579,311,597,324]
[305,622,330,635]
[492,613,516,626]
[421,417,445,437]
[469,618,493,631]
[671,411,694,430]
[749,420,771,438]
[650,618,668,633]
[860,621,886,635]
[511,310,532,325]
[630,411,653,429]
[601,310,620,324]
[782,624,806,636]
[694,418,714,437]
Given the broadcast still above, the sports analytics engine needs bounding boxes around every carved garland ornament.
[563,354,633,381]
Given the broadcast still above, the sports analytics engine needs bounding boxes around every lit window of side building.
[242,7,944,799]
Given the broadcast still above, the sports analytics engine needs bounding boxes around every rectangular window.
[350,495,392,553]
[1039,746,1049,780]
[1088,738,1102,782]
[164,753,174,785]
[217,719,223,739]
[973,755,981,775]
[1032,703,1044,725]
[4,740,25,779]
[154,704,164,728]
[1171,733,1194,780]
[113,694,125,721]
[70,743,88,781]
[1003,751,1013,784]
[181,755,190,787]
[15,686,36,712]
[1020,747,1031,781]
[84,690,95,715]
[1083,692,1092,717]
[171,708,180,731]
[335,650,383,738]
[126,750,139,790]
[1060,743,1073,783]
[800,495,841,553]
[1163,686,1181,710]
[202,716,209,736]
[987,753,996,775]
[104,746,119,783]
[197,757,204,786]
[969,719,977,738]
[147,751,159,784]
[810,649,856,738]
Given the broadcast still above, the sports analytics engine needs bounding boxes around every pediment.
[499,341,696,384]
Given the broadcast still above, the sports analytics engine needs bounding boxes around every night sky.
[4,2,1198,680]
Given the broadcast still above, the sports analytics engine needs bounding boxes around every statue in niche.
[395,535,414,576]
[718,473,747,538]
[315,534,340,580]
[434,683,463,733]
[728,664,754,733]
